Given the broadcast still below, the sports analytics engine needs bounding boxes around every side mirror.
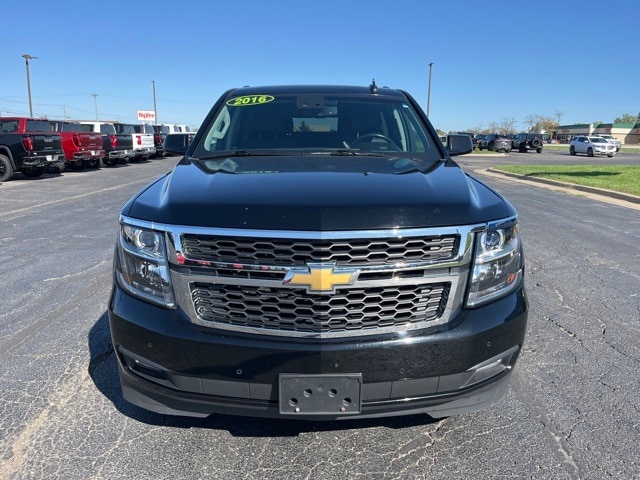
[163,133,195,156]
[446,134,473,157]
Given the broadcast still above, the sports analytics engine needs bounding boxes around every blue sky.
[1,0,638,132]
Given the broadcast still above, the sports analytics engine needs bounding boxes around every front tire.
[587,148,594,157]
[0,154,14,182]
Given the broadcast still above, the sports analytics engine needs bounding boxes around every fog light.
[462,346,519,388]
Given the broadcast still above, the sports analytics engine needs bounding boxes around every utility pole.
[152,80,158,124]
[92,93,99,120]
[22,54,38,117]
[555,110,563,127]
[427,62,434,117]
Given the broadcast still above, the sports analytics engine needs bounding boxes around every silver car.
[593,134,622,151]
[569,136,616,157]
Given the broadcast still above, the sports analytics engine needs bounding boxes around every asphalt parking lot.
[1,152,639,479]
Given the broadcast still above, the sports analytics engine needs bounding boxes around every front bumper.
[108,281,527,420]
[594,148,616,155]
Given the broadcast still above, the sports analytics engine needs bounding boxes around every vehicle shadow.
[88,313,440,436]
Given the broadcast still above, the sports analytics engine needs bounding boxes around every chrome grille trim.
[180,234,459,266]
[163,225,477,272]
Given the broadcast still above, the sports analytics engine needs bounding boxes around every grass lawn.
[493,165,640,197]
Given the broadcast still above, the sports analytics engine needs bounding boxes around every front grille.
[160,224,478,337]
[191,282,450,333]
[181,234,459,266]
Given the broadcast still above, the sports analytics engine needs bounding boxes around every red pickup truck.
[48,120,105,170]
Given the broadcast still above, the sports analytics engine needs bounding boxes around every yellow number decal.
[226,95,274,107]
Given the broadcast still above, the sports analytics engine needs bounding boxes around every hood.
[123,158,513,230]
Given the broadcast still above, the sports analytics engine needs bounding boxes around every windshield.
[193,93,438,163]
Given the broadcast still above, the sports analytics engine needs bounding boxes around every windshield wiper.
[322,149,388,157]
[198,150,267,160]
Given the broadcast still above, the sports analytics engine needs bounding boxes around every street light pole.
[152,80,158,124]
[427,62,434,118]
[22,54,38,117]
[92,93,99,120]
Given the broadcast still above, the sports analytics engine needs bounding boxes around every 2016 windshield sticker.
[226,95,275,107]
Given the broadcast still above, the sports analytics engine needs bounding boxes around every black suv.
[513,133,543,153]
[108,83,527,420]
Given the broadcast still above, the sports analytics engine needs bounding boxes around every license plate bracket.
[279,374,362,415]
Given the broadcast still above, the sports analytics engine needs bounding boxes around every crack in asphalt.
[544,314,584,347]
[509,375,582,479]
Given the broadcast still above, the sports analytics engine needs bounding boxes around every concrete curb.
[486,168,640,205]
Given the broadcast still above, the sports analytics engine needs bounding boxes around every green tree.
[613,113,638,124]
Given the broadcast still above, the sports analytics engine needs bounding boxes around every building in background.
[556,123,640,145]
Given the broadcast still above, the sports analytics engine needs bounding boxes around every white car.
[569,136,616,157]
[593,134,621,151]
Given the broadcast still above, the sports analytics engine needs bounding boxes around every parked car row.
[475,133,545,153]
[472,132,622,155]
[0,116,192,182]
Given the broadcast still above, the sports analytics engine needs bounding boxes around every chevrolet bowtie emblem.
[283,264,358,293]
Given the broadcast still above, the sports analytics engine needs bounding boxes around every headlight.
[115,223,175,307]
[466,221,523,307]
